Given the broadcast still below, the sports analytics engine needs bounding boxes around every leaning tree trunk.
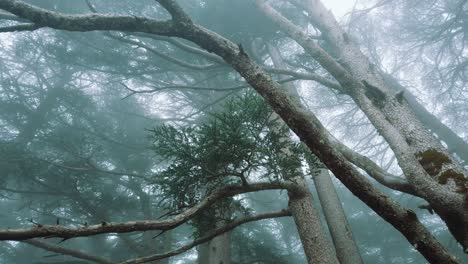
[312,169,363,264]
[381,72,468,165]
[0,0,462,261]
[266,42,362,264]
[259,0,466,250]
[263,56,339,264]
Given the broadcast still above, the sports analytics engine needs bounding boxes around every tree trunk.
[288,176,340,264]
[313,169,363,264]
[267,42,362,263]
[207,233,230,264]
[197,228,230,264]
[1,1,462,261]
[264,43,339,264]
[259,0,466,249]
[381,72,468,165]
[197,243,210,264]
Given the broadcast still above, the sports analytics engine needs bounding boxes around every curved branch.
[23,239,113,264]
[155,0,193,24]
[132,33,342,91]
[107,33,219,71]
[119,210,291,264]
[133,33,226,64]
[0,182,295,241]
[120,76,301,97]
[0,23,40,32]
[0,0,176,34]
[0,1,462,262]
[0,10,28,22]
[265,67,342,91]
[327,134,416,195]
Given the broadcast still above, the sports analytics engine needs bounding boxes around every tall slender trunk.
[197,243,209,264]
[135,182,172,264]
[313,169,363,264]
[267,43,362,263]
[381,72,468,164]
[207,233,230,264]
[192,74,233,264]
[259,0,466,249]
[263,44,339,264]
[287,177,339,264]
[196,222,230,264]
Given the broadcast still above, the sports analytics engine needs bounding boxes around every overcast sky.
[322,0,356,17]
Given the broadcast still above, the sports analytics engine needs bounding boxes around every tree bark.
[206,233,230,264]
[267,42,362,263]
[0,0,462,261]
[264,43,339,264]
[287,177,340,264]
[260,0,466,249]
[313,170,363,264]
[381,72,468,165]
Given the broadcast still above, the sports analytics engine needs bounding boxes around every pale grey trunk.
[207,233,230,264]
[197,231,230,264]
[265,44,339,264]
[4,1,462,261]
[197,243,210,264]
[267,42,362,263]
[287,177,340,264]
[193,74,232,264]
[381,72,468,164]
[313,169,363,264]
[128,181,173,264]
[262,0,466,248]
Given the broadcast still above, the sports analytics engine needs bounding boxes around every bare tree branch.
[24,239,113,264]
[108,33,219,70]
[155,0,193,23]
[0,0,176,34]
[119,210,291,264]
[0,23,40,32]
[0,182,296,241]
[0,10,29,22]
[265,67,342,91]
[0,1,462,261]
[327,133,415,195]
[133,33,225,64]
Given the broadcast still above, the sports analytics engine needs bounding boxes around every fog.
[0,1,466,264]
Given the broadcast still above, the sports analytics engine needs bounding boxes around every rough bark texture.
[267,43,361,263]
[288,177,340,264]
[265,43,339,264]
[198,243,209,264]
[381,72,468,165]
[261,0,466,249]
[0,183,295,240]
[313,170,363,264]
[120,211,291,264]
[0,0,463,262]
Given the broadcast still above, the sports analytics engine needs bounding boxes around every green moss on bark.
[417,149,451,176]
[438,169,467,194]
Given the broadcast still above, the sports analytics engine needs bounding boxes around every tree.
[0,0,466,263]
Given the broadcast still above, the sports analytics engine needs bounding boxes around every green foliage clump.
[149,92,303,214]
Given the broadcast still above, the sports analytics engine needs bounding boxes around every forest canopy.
[0,0,466,263]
